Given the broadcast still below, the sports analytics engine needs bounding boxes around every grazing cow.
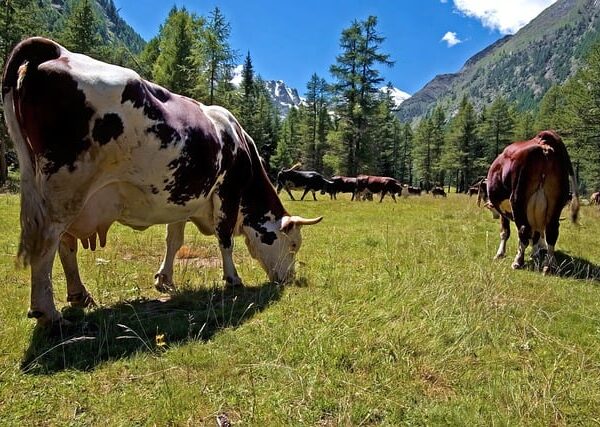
[403,185,422,197]
[276,166,333,201]
[431,186,447,197]
[485,130,579,274]
[3,37,322,326]
[590,191,600,206]
[356,175,402,202]
[321,176,358,200]
[476,179,489,207]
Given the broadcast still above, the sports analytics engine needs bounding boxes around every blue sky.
[113,0,556,96]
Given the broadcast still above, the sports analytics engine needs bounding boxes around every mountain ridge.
[396,0,600,122]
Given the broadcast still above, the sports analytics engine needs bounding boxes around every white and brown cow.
[485,130,579,274]
[2,37,322,326]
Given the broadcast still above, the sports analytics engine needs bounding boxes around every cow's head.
[243,215,322,283]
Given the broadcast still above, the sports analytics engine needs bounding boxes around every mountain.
[231,66,411,116]
[263,80,303,115]
[396,0,600,122]
[46,0,145,53]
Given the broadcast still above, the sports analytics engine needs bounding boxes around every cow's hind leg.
[512,224,531,269]
[154,221,186,292]
[542,216,560,275]
[59,234,95,308]
[494,216,510,260]
[28,234,62,326]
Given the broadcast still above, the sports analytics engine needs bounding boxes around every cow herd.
[275,166,447,203]
[1,38,593,328]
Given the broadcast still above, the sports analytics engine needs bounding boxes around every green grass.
[1,191,600,425]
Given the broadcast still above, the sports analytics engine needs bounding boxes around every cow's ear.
[280,215,323,232]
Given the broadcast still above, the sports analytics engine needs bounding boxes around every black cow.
[321,176,358,200]
[276,167,333,201]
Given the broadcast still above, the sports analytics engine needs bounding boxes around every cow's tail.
[2,38,62,267]
[569,167,580,224]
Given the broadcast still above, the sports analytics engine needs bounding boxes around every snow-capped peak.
[379,86,411,109]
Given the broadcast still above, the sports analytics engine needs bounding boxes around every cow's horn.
[281,215,323,230]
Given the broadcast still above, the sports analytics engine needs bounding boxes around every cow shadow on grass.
[21,282,282,374]
[526,250,600,282]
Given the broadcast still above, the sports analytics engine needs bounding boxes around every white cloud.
[441,31,462,47]
[452,0,557,34]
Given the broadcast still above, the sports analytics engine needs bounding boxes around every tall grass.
[1,192,599,425]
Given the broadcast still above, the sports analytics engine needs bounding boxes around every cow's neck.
[240,160,287,235]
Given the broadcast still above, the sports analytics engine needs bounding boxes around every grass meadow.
[1,190,600,425]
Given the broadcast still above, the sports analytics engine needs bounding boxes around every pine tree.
[535,85,564,132]
[479,97,515,161]
[153,7,201,97]
[61,0,102,55]
[514,111,536,141]
[301,73,330,171]
[195,7,236,105]
[330,16,392,175]
[430,105,446,185]
[448,96,479,192]
[413,116,435,189]
[398,123,413,184]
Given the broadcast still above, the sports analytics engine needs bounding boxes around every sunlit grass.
[1,191,599,425]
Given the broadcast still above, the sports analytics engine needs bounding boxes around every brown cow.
[431,186,447,197]
[356,175,402,202]
[590,191,600,206]
[485,130,579,274]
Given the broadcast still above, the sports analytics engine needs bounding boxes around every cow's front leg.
[29,237,62,326]
[285,187,295,201]
[311,190,317,201]
[154,221,186,293]
[213,192,243,287]
[494,216,510,260]
[59,234,95,308]
[300,188,310,201]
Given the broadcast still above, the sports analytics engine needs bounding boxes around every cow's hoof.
[494,254,505,260]
[154,273,176,293]
[542,265,554,276]
[67,291,96,308]
[224,277,244,288]
[511,261,524,269]
[28,309,70,328]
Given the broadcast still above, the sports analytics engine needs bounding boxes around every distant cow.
[431,187,447,197]
[276,166,333,201]
[476,179,489,207]
[591,192,600,206]
[2,37,323,326]
[322,176,358,200]
[356,175,402,202]
[485,130,579,274]
[403,185,422,197]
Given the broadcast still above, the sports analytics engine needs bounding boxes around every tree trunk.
[0,138,7,187]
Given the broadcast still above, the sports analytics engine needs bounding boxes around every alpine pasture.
[1,190,600,425]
